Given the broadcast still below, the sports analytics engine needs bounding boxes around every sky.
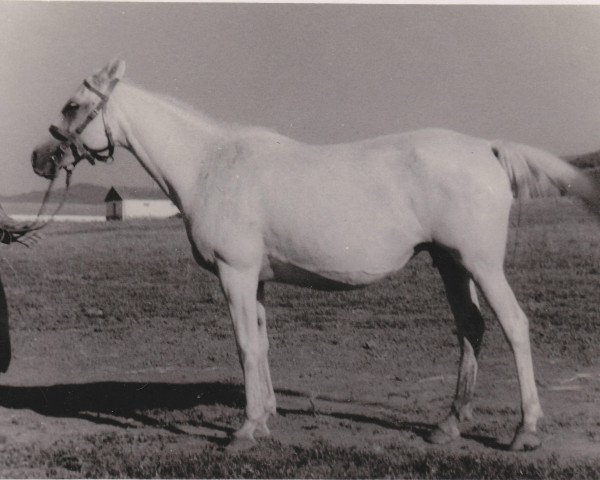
[2,2,600,195]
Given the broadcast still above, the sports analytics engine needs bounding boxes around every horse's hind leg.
[429,249,485,444]
[473,267,543,451]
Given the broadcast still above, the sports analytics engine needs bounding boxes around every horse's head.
[31,58,126,179]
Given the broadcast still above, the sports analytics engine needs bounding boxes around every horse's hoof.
[457,404,474,423]
[225,436,257,452]
[428,425,460,445]
[428,415,460,445]
[509,430,541,451]
[253,423,271,439]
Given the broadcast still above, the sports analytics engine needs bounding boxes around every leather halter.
[47,77,119,171]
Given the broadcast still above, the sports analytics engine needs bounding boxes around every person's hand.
[0,229,43,248]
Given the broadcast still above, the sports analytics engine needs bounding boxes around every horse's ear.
[106,58,126,80]
[93,58,126,86]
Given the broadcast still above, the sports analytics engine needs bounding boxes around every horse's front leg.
[218,261,268,450]
[254,281,276,438]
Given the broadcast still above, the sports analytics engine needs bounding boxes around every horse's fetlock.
[457,403,474,422]
[428,415,461,445]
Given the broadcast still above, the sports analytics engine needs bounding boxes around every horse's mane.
[123,81,286,142]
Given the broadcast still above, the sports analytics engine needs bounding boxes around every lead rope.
[30,169,73,230]
[510,197,523,267]
[0,169,71,247]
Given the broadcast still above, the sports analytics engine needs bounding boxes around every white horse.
[31,59,600,451]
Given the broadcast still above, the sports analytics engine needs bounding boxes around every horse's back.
[251,127,512,228]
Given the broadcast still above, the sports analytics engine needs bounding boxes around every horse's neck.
[111,82,225,208]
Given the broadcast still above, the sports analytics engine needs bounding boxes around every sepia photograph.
[0,1,599,477]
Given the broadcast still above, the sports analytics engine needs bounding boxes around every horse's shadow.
[0,382,505,450]
[0,381,243,445]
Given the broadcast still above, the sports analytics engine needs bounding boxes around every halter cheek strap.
[49,77,119,169]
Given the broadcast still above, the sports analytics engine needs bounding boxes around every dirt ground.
[1,315,600,459]
[0,201,597,477]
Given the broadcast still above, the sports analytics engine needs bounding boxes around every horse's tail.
[492,140,600,217]
[0,275,11,372]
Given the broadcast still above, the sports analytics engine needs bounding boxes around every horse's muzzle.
[31,143,61,179]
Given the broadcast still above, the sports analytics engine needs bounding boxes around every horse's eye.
[61,101,79,116]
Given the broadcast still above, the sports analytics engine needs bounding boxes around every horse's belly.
[262,256,395,290]
[261,207,424,290]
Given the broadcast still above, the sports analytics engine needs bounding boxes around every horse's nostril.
[31,151,37,166]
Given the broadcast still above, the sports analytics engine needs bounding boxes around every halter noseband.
[47,77,119,171]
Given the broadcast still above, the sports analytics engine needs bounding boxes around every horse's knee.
[239,345,262,368]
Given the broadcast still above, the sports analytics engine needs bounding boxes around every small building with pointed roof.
[104,186,179,220]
